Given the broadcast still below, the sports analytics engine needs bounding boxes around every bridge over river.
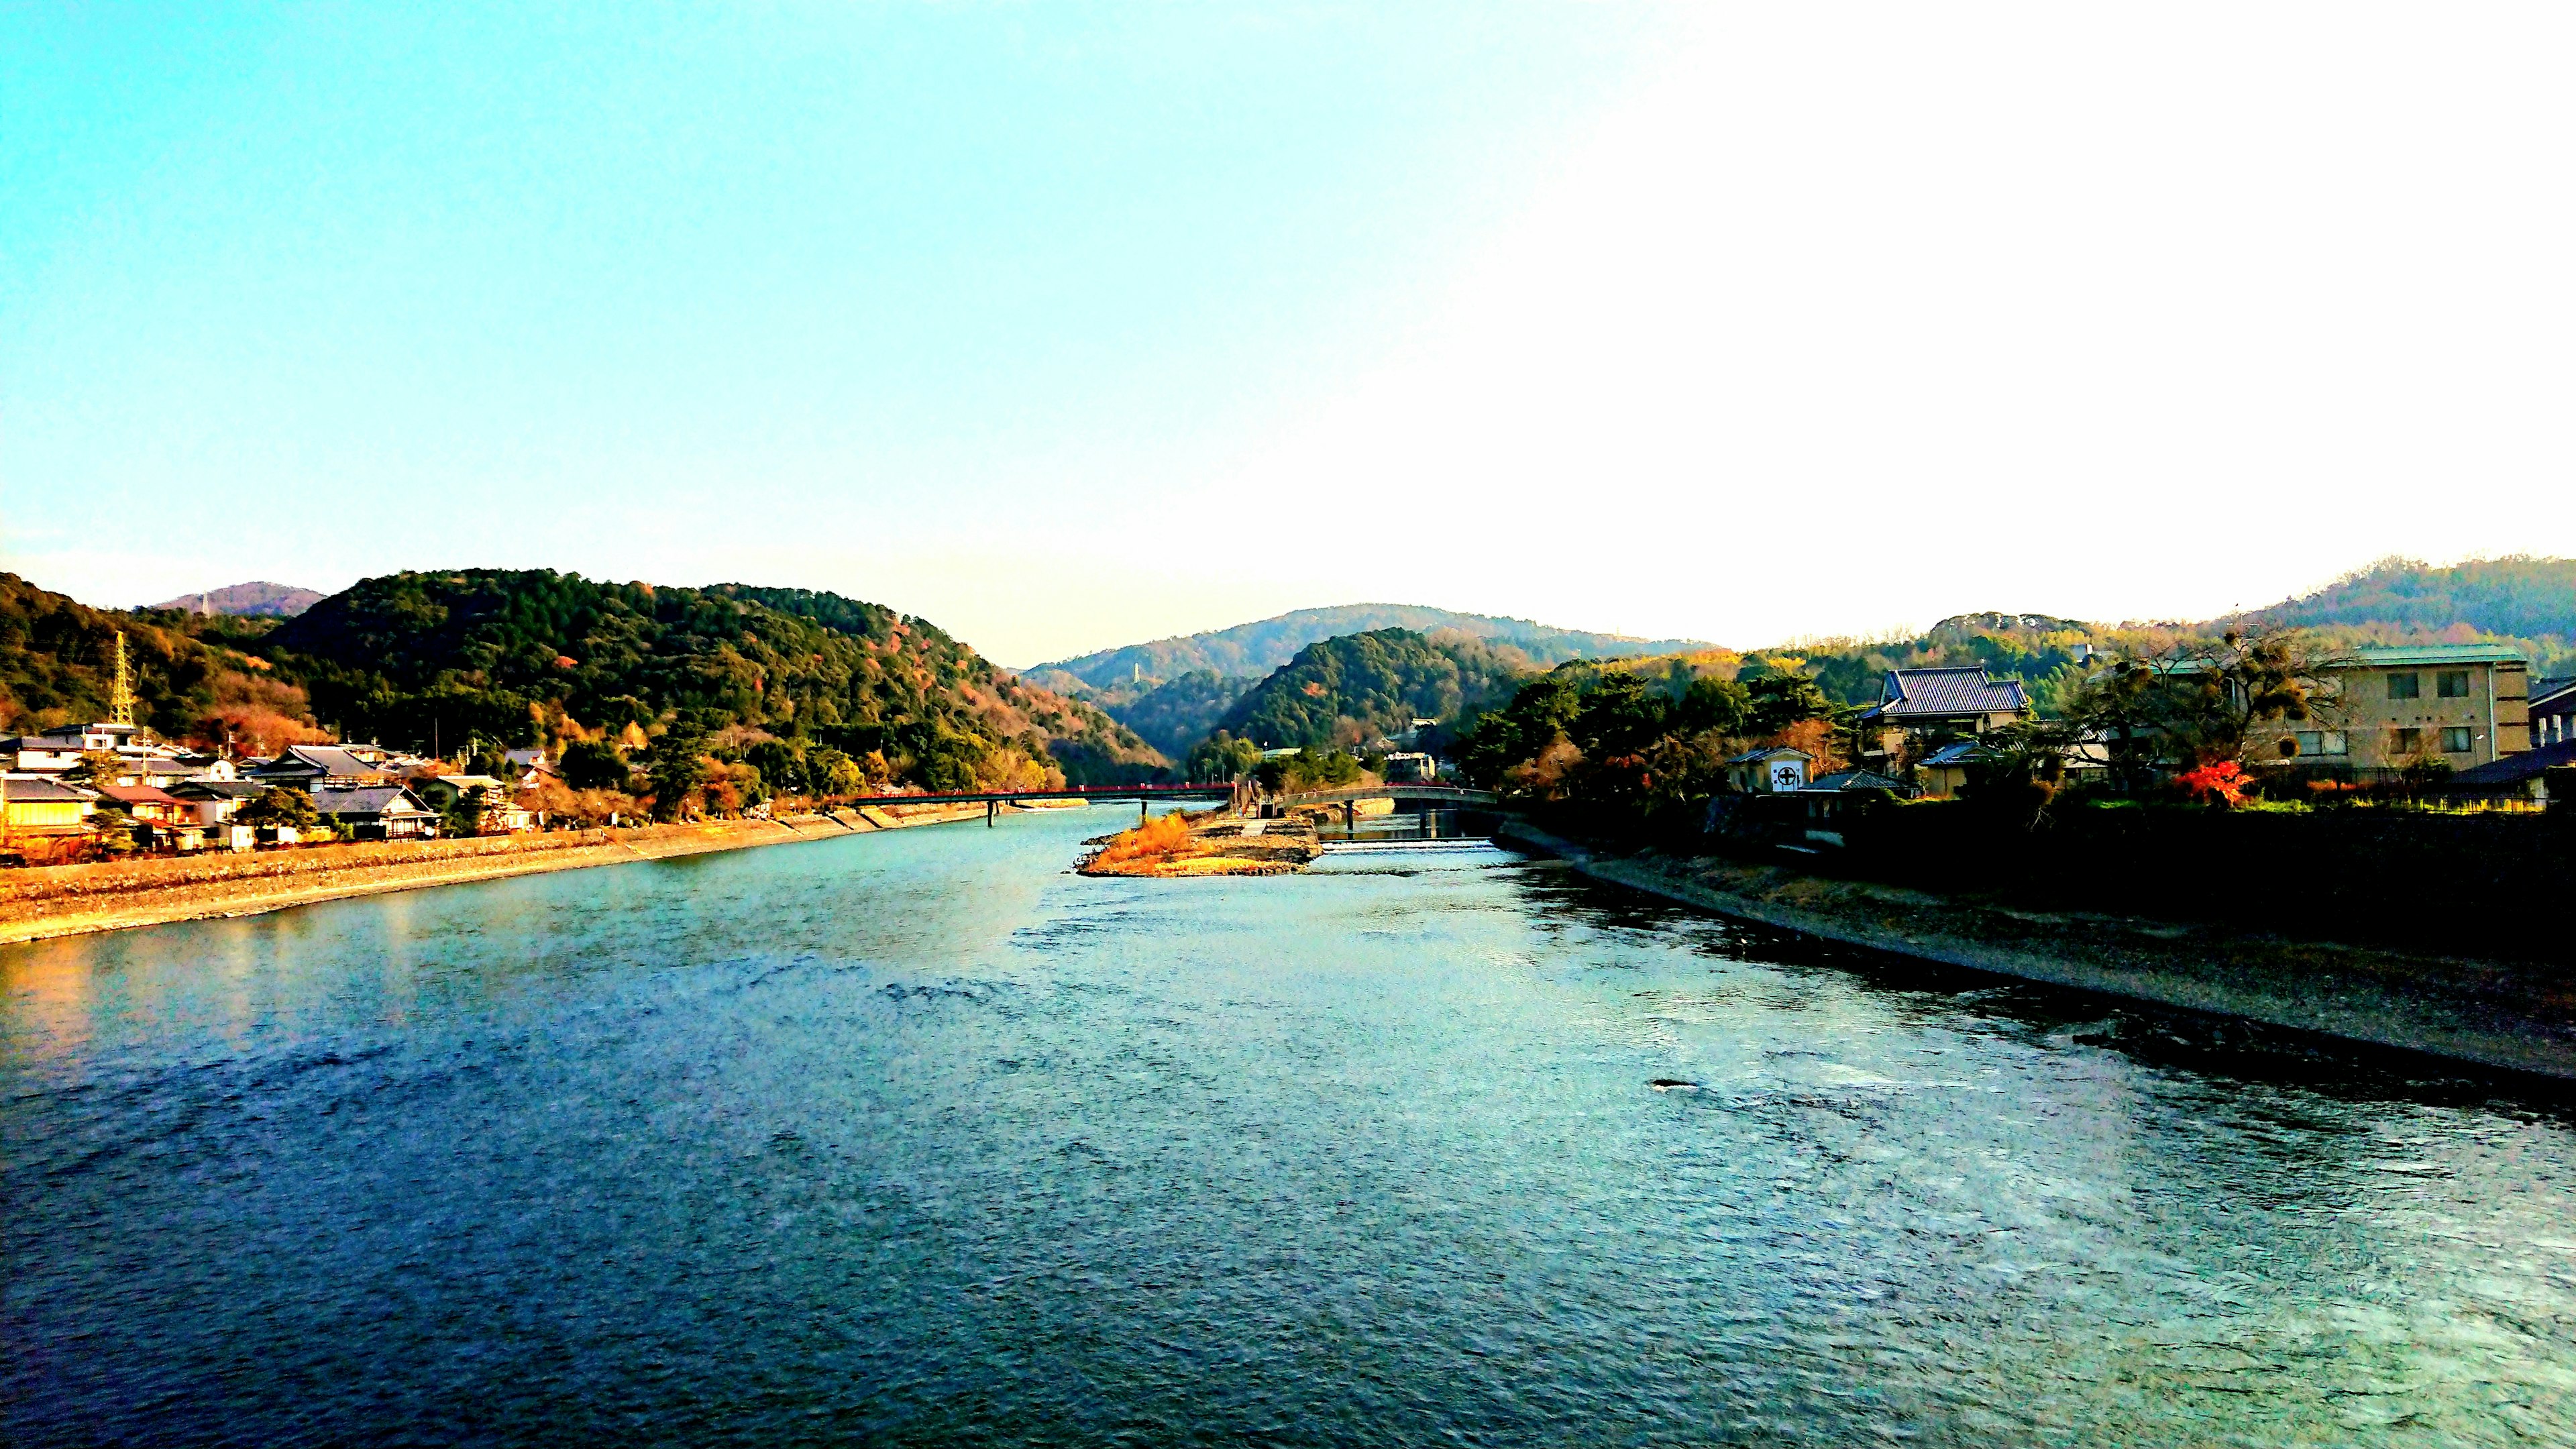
[833,782,1233,825]
[830,781,1504,826]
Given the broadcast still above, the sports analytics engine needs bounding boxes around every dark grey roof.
[1724,746,1813,765]
[1917,740,1996,767]
[2531,678,2576,713]
[1861,667,2030,720]
[1,777,97,802]
[2450,739,2576,786]
[1804,769,1907,792]
[311,785,433,817]
[254,745,385,779]
[170,780,268,799]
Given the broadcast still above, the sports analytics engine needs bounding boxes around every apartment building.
[2278,644,2529,775]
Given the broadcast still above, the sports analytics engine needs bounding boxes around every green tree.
[1455,672,1583,787]
[1568,672,1670,759]
[2063,628,2343,784]
[236,786,321,828]
[1184,731,1263,782]
[648,734,708,821]
[1257,747,1362,793]
[1674,676,1753,735]
[744,739,806,794]
[441,784,489,838]
[66,750,129,788]
[1746,673,1837,735]
[806,747,865,797]
[87,804,139,857]
[559,739,630,792]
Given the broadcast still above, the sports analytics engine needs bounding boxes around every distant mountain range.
[147,581,324,617]
[1026,604,1711,693]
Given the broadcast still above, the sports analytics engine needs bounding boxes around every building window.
[2318,731,2348,757]
[2392,727,2422,755]
[2436,670,2471,698]
[2443,726,2473,753]
[2387,672,2420,700]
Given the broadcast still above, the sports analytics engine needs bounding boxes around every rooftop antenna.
[109,631,135,727]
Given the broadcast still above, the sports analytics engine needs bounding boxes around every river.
[5,806,2573,1446]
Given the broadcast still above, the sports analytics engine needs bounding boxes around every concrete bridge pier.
[987,800,1000,828]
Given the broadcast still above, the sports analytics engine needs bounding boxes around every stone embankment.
[0,798,1029,945]
[1497,820,2576,1081]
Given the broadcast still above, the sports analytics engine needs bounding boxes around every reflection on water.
[5,809,2574,1446]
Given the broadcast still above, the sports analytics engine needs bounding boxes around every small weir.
[1312,807,1501,847]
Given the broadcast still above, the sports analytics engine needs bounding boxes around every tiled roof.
[170,780,267,799]
[95,784,184,806]
[1803,769,1906,792]
[311,786,433,817]
[1724,746,1813,765]
[2532,678,2576,712]
[1917,740,1996,767]
[1,735,87,752]
[1864,667,2029,720]
[1,776,97,802]
[256,745,386,779]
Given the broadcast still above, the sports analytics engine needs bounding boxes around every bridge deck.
[834,784,1233,808]
[1275,785,1502,807]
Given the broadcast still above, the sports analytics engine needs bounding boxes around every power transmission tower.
[110,631,136,727]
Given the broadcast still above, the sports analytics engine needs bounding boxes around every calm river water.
[6,807,2575,1446]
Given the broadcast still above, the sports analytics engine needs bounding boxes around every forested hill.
[1029,604,1709,692]
[264,570,1164,785]
[1212,629,1530,751]
[1,573,325,752]
[1093,669,1256,759]
[2225,556,2576,645]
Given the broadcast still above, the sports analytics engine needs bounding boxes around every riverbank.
[1497,819,2576,1081]
[0,799,1026,945]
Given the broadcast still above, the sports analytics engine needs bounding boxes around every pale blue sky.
[8,5,2574,664]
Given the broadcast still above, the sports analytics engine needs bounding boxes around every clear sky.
[7,5,2573,667]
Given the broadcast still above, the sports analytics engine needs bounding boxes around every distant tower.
[110,631,136,727]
